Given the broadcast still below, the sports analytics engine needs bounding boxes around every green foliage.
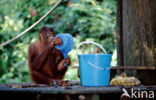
[0,0,116,83]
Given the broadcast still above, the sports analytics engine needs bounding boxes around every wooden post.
[117,0,156,84]
[117,0,124,66]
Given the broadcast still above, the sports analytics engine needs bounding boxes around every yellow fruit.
[110,73,141,86]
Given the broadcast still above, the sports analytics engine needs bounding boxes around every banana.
[110,73,141,86]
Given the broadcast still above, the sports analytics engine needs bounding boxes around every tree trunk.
[117,0,156,84]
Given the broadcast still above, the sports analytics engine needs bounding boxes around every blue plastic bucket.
[77,41,112,86]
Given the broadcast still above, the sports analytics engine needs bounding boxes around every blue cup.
[55,33,74,58]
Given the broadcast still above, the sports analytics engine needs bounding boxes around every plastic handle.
[76,41,110,70]
[76,41,107,55]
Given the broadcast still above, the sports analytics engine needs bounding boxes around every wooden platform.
[0,82,156,100]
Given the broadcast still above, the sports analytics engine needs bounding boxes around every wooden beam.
[117,0,124,66]
[73,66,156,70]
[111,66,156,70]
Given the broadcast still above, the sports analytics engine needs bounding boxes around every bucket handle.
[76,41,107,54]
[76,41,110,70]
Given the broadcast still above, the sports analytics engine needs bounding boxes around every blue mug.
[55,33,74,58]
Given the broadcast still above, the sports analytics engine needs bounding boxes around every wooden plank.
[73,66,156,70]
[122,0,156,85]
[122,0,156,66]
[117,0,124,66]
[0,83,156,94]
[111,66,156,70]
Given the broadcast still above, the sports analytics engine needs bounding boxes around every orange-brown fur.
[28,27,69,84]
